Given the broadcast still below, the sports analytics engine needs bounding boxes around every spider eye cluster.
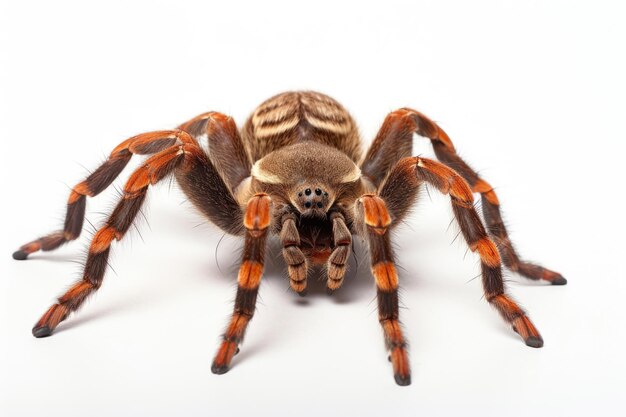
[295,184,331,215]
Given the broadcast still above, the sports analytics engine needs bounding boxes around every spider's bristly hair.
[14,91,564,386]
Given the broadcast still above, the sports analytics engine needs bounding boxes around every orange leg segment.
[13,130,194,260]
[366,108,565,285]
[357,194,411,386]
[31,134,202,337]
[380,157,544,348]
[211,193,272,374]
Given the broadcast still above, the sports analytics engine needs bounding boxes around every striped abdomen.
[241,91,362,163]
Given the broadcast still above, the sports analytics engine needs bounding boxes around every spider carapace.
[13,91,565,386]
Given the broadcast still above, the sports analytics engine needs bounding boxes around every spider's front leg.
[355,195,411,386]
[211,193,272,374]
[380,157,543,347]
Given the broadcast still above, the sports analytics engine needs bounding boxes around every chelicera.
[13,91,565,386]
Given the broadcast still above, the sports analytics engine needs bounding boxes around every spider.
[13,91,565,386]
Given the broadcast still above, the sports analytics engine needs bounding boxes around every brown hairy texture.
[430,130,564,285]
[31,140,195,336]
[63,196,86,239]
[85,152,133,195]
[175,149,245,236]
[361,109,416,187]
[242,91,362,163]
[212,193,271,374]
[109,192,147,234]
[16,91,563,385]
[178,111,253,192]
[280,214,308,294]
[326,212,352,291]
[356,194,411,385]
[13,130,194,260]
[377,155,545,350]
[205,113,252,191]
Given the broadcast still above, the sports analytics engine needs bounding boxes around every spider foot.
[32,325,54,338]
[211,362,230,375]
[517,263,567,285]
[212,339,240,375]
[512,316,544,348]
[549,274,567,286]
[12,250,29,260]
[389,346,411,386]
[12,241,42,260]
[394,373,412,386]
[524,335,544,348]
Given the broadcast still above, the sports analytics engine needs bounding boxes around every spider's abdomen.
[241,91,362,163]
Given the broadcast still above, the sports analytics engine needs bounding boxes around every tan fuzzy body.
[241,91,362,164]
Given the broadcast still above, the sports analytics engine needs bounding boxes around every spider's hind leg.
[13,130,188,260]
[31,133,205,337]
[365,108,565,285]
[380,157,544,348]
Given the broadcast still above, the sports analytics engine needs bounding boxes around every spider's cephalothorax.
[13,91,565,386]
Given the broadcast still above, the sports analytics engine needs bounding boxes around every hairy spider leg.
[178,111,252,193]
[32,135,204,337]
[326,211,352,293]
[356,194,411,386]
[365,108,565,285]
[280,212,309,295]
[211,193,271,374]
[13,130,192,260]
[380,157,544,349]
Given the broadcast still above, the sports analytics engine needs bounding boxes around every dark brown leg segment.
[178,112,251,192]
[211,193,271,374]
[381,157,544,348]
[356,194,410,386]
[370,108,565,285]
[13,130,189,260]
[32,134,204,337]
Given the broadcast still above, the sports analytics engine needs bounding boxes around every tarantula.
[13,91,565,386]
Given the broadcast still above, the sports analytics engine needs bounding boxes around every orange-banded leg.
[31,136,203,337]
[365,108,565,285]
[12,130,194,260]
[211,193,272,374]
[380,157,544,348]
[280,212,309,295]
[356,194,410,386]
[178,111,251,192]
[326,211,352,293]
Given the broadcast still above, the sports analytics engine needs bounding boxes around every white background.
[1,1,625,416]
